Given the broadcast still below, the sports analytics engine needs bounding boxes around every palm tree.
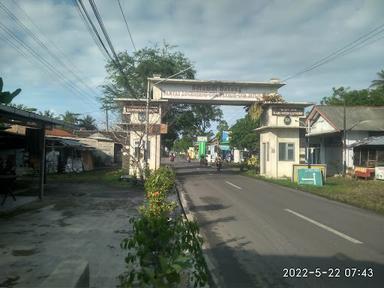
[39,110,59,119]
[0,77,21,104]
[61,111,81,125]
[78,115,97,130]
[371,69,384,89]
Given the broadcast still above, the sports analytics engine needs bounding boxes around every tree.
[39,110,59,119]
[7,103,37,113]
[0,77,21,104]
[371,69,384,89]
[100,42,223,150]
[230,115,260,151]
[320,86,384,106]
[215,120,229,141]
[78,115,97,130]
[173,136,193,153]
[61,111,81,125]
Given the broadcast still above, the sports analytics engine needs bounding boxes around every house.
[306,106,384,175]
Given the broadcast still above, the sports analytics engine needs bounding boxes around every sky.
[1,0,383,130]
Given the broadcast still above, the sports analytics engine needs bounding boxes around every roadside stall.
[351,136,384,180]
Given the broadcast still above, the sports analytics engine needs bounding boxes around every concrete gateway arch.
[149,77,285,105]
[116,77,309,177]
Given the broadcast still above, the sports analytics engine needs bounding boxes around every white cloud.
[1,0,383,126]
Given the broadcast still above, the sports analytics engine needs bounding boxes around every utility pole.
[144,66,193,171]
[105,108,109,131]
[343,100,347,177]
[145,81,150,168]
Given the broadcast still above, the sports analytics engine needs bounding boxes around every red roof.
[46,128,75,138]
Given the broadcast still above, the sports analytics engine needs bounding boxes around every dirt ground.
[0,180,144,288]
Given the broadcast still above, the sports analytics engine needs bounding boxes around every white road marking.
[284,209,363,244]
[225,181,242,190]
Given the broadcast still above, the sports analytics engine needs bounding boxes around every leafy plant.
[0,77,21,104]
[144,166,176,196]
[119,167,208,287]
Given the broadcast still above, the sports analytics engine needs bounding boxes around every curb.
[175,180,221,288]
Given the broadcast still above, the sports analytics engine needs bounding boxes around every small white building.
[256,102,312,178]
[115,98,166,176]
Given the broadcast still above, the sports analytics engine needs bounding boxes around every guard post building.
[256,102,312,178]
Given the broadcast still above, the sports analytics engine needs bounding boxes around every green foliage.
[100,42,223,150]
[7,103,37,113]
[371,69,384,89]
[38,110,60,119]
[321,69,384,106]
[120,166,208,287]
[144,166,176,196]
[215,120,229,141]
[173,136,193,153]
[0,77,21,105]
[78,115,97,130]
[60,111,81,125]
[230,115,260,151]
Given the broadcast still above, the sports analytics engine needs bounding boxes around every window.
[266,142,270,161]
[279,143,295,161]
[134,141,151,160]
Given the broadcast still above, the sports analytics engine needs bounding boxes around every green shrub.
[119,166,208,287]
[144,166,176,196]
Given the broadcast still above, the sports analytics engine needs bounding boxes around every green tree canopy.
[230,115,260,151]
[215,120,229,141]
[100,42,223,149]
[320,86,384,106]
[79,115,97,130]
[0,77,21,105]
[371,69,384,89]
[61,111,81,125]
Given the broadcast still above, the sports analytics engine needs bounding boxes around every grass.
[244,170,384,215]
[47,168,143,188]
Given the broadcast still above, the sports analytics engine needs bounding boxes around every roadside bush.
[119,167,208,287]
[144,166,176,196]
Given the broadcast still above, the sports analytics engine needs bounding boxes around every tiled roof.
[46,128,75,137]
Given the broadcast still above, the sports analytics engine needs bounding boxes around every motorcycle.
[215,158,222,171]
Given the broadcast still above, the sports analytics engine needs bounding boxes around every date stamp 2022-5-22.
[282,267,374,278]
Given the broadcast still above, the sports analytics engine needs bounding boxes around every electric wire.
[86,0,138,98]
[283,23,384,81]
[116,0,137,52]
[10,0,101,99]
[0,2,99,106]
[0,22,96,108]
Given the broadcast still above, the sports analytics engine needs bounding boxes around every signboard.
[292,164,326,183]
[197,136,208,142]
[160,124,168,134]
[221,131,230,142]
[123,105,159,114]
[219,144,230,151]
[376,167,384,180]
[272,107,304,116]
[298,168,323,186]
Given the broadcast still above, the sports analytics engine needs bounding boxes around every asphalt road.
[172,159,384,288]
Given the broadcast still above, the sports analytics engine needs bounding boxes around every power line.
[74,0,138,98]
[74,0,114,61]
[0,2,99,106]
[283,23,384,81]
[116,0,137,52]
[0,21,96,108]
[10,0,101,99]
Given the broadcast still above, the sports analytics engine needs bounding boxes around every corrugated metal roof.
[315,106,384,131]
[350,136,384,147]
[47,137,94,149]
